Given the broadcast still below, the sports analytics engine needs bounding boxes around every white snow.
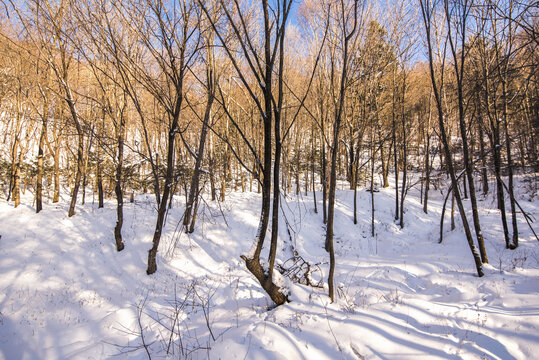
[0,178,538,359]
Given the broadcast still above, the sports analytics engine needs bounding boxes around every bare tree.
[420,0,484,277]
[200,0,303,305]
[325,0,360,302]
[33,57,53,213]
[444,0,488,262]
[125,0,199,275]
[183,3,218,233]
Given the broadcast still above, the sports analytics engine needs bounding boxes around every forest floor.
[0,176,538,359]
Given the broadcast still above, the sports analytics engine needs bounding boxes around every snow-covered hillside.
[0,181,538,359]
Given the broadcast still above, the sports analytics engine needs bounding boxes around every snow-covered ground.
[0,178,538,359]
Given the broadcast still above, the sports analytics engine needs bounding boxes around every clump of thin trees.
[0,0,536,305]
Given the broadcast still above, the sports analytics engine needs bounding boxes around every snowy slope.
[0,180,538,359]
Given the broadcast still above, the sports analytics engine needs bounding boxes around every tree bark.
[114,99,126,252]
[36,86,51,213]
[392,68,399,221]
[399,73,408,229]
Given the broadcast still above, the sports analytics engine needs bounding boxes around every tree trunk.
[478,125,488,195]
[53,142,60,203]
[96,113,105,209]
[370,127,375,237]
[36,107,49,213]
[114,103,126,252]
[311,124,318,214]
[68,120,84,217]
[501,78,519,249]
[97,158,104,209]
[392,68,399,221]
[63,74,85,218]
[399,76,407,229]
[147,113,180,274]
[184,76,214,230]
[81,134,91,206]
[209,135,217,201]
[423,131,431,214]
[380,138,389,188]
[12,150,22,208]
[9,109,22,207]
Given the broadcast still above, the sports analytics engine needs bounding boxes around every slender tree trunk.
[209,135,217,201]
[380,135,389,188]
[114,102,126,252]
[36,98,50,213]
[295,127,300,195]
[484,69,510,247]
[322,131,328,224]
[9,109,22,207]
[311,124,318,214]
[53,142,60,203]
[370,127,375,237]
[81,135,91,206]
[392,68,399,221]
[97,153,104,209]
[305,166,309,195]
[36,124,45,213]
[326,121,340,301]
[353,124,364,225]
[501,78,519,248]
[399,75,407,229]
[62,73,85,218]
[184,74,214,230]
[353,141,359,225]
[267,103,282,303]
[423,131,431,214]
[348,126,355,188]
[478,125,489,195]
[189,186,201,233]
[12,150,22,208]
[463,171,469,198]
[97,112,105,209]
[147,111,181,274]
[68,134,83,218]
[451,190,455,230]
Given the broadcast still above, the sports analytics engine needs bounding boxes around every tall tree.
[445,0,488,262]
[183,3,218,233]
[200,0,293,305]
[325,0,360,302]
[420,0,484,277]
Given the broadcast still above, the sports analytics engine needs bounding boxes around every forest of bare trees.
[0,0,537,306]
